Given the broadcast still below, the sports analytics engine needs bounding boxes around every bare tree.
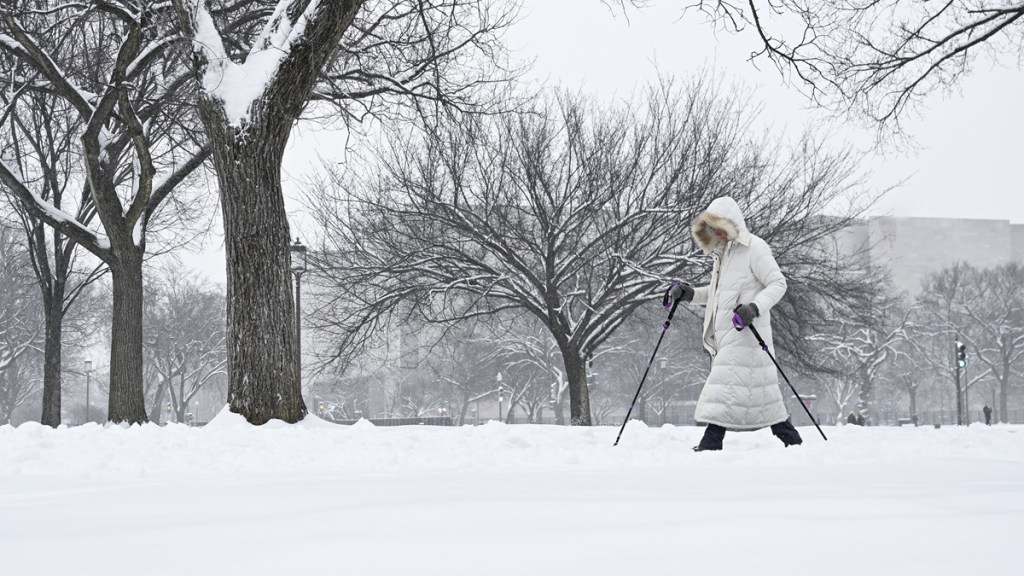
[168,0,518,424]
[889,339,930,424]
[600,303,707,425]
[0,224,42,424]
[809,274,914,425]
[142,267,227,424]
[0,2,210,423]
[0,79,111,426]
[918,263,1024,423]
[419,319,501,425]
[615,0,1024,128]
[961,265,1024,423]
[485,318,566,424]
[306,76,873,425]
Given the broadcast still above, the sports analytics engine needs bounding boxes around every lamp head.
[290,237,308,273]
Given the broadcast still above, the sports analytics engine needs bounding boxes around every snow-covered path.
[3,413,1022,575]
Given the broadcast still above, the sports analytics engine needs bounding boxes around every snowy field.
[2,410,1023,576]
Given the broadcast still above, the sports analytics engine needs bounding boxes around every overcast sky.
[502,0,1024,221]
[184,0,1024,282]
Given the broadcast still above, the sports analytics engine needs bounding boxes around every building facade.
[841,216,1024,295]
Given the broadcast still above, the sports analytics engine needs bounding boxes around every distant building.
[838,216,1024,295]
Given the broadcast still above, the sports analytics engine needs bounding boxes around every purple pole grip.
[732,312,746,330]
[664,281,680,310]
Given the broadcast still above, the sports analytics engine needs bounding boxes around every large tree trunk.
[107,252,148,424]
[202,107,305,425]
[562,348,593,426]
[39,295,64,427]
[170,0,365,426]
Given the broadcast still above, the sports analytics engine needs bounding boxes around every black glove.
[664,281,695,305]
[732,303,760,329]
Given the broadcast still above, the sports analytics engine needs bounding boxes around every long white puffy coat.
[690,197,789,430]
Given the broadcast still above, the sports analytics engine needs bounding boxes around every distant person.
[666,196,801,451]
[847,413,857,425]
[856,414,865,426]
[983,405,992,425]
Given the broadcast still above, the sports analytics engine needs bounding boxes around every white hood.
[690,196,751,253]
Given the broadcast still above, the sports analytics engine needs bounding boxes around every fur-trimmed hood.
[691,196,751,253]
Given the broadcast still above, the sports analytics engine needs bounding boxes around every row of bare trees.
[914,263,1024,423]
[805,262,1024,425]
[6,0,1011,427]
[1,1,210,424]
[1,0,517,425]
[0,228,226,425]
[302,253,1024,428]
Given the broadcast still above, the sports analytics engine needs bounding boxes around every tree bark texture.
[202,106,304,425]
[562,349,593,426]
[39,298,64,427]
[107,252,148,424]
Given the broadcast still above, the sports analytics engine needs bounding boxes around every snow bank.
[2,415,1022,576]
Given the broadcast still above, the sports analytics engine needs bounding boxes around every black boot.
[771,418,803,447]
[693,424,726,451]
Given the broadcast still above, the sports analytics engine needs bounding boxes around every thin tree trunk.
[1000,358,1009,423]
[35,223,68,427]
[203,107,304,425]
[39,298,64,427]
[908,384,917,422]
[458,392,469,426]
[857,368,871,425]
[149,378,169,423]
[107,253,148,424]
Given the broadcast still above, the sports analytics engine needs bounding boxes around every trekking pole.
[732,313,827,441]
[613,284,684,446]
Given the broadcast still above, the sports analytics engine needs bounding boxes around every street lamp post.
[290,237,308,390]
[84,359,93,424]
[954,338,965,426]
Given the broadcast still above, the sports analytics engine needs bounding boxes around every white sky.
[502,0,1024,221]
[183,0,1024,282]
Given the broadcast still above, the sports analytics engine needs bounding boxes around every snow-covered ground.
[2,410,1022,576]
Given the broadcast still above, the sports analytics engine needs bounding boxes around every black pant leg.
[698,424,726,450]
[770,418,803,446]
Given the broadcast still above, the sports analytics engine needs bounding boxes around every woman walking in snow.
[667,196,802,451]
